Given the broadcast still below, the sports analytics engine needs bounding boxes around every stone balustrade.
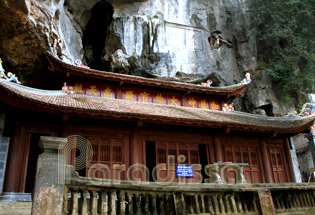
[272,190,315,214]
[64,186,175,215]
[33,137,315,215]
[63,183,261,215]
[61,176,315,215]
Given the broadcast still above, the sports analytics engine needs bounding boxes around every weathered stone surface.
[258,191,276,215]
[0,201,32,215]
[0,0,297,114]
[32,136,66,215]
[31,185,63,215]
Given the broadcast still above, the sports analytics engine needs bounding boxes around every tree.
[247,0,315,103]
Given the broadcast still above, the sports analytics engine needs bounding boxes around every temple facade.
[0,53,315,214]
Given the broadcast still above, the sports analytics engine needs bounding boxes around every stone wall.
[291,133,315,182]
[0,115,10,194]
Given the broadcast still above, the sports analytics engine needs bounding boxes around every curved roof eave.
[46,52,250,97]
[0,80,314,135]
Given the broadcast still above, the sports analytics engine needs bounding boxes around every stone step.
[0,201,32,215]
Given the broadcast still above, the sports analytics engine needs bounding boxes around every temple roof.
[1,80,314,134]
[46,53,250,98]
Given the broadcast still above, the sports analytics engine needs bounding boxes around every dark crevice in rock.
[258,104,273,116]
[82,1,114,71]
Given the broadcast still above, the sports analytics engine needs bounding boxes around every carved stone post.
[194,195,200,214]
[152,194,158,215]
[120,192,126,215]
[81,190,88,215]
[109,191,116,215]
[257,190,276,215]
[127,193,133,214]
[100,192,108,214]
[71,190,79,215]
[173,192,187,215]
[31,136,67,215]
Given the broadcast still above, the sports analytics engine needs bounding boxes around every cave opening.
[259,104,273,116]
[82,1,113,71]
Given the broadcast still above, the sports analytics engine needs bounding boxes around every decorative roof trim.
[0,80,314,134]
[46,52,250,97]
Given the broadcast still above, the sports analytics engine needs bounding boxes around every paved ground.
[0,202,31,215]
[0,209,31,215]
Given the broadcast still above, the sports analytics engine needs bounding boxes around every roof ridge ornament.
[241,72,251,83]
[62,82,74,94]
[0,58,22,84]
[74,59,89,69]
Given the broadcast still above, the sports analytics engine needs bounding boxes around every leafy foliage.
[246,0,315,103]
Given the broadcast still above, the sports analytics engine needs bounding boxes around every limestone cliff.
[0,0,295,115]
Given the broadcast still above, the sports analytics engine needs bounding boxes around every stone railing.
[63,179,260,215]
[62,180,315,215]
[62,177,315,215]
[272,189,315,214]
[32,137,315,215]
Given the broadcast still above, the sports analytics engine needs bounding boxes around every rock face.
[0,0,295,115]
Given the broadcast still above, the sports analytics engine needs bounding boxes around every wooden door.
[269,147,288,183]
[85,137,125,180]
[155,142,203,183]
[224,145,262,183]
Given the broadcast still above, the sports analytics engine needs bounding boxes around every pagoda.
[0,48,315,214]
[0,52,314,197]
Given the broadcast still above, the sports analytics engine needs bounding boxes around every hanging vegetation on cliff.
[247,0,315,103]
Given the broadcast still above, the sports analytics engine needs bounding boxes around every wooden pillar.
[117,85,123,99]
[59,114,68,137]
[214,136,223,162]
[0,114,9,195]
[260,140,273,183]
[182,95,188,107]
[209,141,216,164]
[130,128,139,165]
[283,138,296,182]
[3,123,20,192]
